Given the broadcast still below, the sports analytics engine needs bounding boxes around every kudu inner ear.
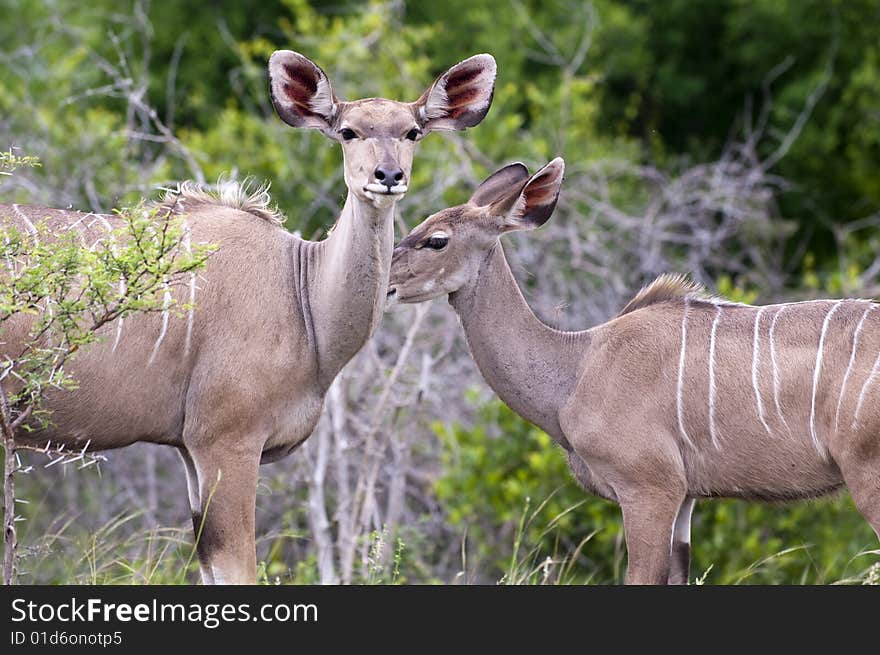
[469,162,531,207]
[496,157,565,231]
[268,50,339,132]
[414,54,496,133]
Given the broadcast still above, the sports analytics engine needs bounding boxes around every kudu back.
[388,158,880,584]
[0,51,497,584]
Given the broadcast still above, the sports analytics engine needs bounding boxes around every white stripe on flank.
[13,205,39,244]
[835,304,874,435]
[45,300,55,347]
[65,212,94,246]
[751,306,773,435]
[708,305,722,449]
[810,301,844,453]
[86,216,103,250]
[182,219,195,356]
[112,278,127,352]
[853,349,880,429]
[112,317,125,352]
[65,212,92,232]
[96,215,113,231]
[768,305,790,432]
[186,273,196,355]
[676,299,694,449]
[148,281,172,365]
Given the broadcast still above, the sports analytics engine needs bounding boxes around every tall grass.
[497,493,614,585]
[497,499,880,586]
[8,500,878,585]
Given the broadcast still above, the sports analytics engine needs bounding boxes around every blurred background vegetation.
[1,0,878,584]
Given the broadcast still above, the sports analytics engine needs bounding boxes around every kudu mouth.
[363,183,408,196]
[384,285,440,307]
[384,286,398,311]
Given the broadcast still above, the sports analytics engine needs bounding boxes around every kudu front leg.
[187,445,261,585]
[620,489,686,585]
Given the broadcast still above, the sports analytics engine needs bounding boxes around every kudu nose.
[373,164,405,189]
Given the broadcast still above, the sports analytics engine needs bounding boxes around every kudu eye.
[405,128,420,141]
[423,234,448,250]
[340,128,357,141]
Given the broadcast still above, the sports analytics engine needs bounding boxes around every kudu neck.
[303,191,396,389]
[449,242,588,441]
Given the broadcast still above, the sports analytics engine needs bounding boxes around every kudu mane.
[617,273,735,317]
[155,178,285,226]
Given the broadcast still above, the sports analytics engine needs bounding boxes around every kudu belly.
[6,311,192,451]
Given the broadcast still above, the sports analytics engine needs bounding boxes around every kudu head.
[268,51,497,209]
[388,158,565,303]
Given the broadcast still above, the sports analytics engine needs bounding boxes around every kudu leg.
[186,445,261,585]
[620,491,686,585]
[839,457,880,542]
[668,498,695,585]
[177,448,214,584]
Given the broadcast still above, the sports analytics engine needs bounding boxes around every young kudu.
[0,51,496,584]
[388,158,880,584]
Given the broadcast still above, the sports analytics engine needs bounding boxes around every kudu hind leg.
[187,445,261,585]
[177,448,214,584]
[839,455,880,542]
[668,498,695,585]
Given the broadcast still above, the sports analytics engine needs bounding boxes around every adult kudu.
[0,51,496,584]
[388,158,880,584]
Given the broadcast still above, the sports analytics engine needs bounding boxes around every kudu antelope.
[388,158,880,584]
[0,51,497,584]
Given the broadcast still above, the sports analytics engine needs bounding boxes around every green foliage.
[364,526,406,585]
[436,396,879,584]
[714,275,759,304]
[592,0,880,259]
[2,0,878,262]
[0,149,40,176]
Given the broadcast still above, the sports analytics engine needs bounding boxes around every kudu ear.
[469,162,531,207]
[413,54,496,133]
[268,50,339,133]
[491,157,565,231]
